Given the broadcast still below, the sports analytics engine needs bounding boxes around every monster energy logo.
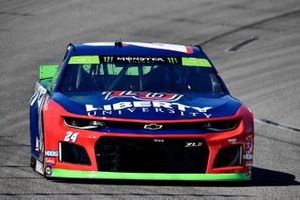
[103,56,113,62]
[116,57,164,63]
[167,57,178,64]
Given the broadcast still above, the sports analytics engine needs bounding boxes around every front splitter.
[50,169,250,181]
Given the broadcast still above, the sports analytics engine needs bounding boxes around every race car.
[29,41,254,181]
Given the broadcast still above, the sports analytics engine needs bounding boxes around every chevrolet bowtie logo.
[144,123,163,131]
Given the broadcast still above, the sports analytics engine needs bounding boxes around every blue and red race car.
[29,42,254,181]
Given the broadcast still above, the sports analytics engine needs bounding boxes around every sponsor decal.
[35,137,40,152]
[29,83,47,106]
[45,157,56,165]
[86,92,212,118]
[35,160,44,175]
[243,154,253,160]
[245,160,252,167]
[103,56,113,63]
[167,57,178,64]
[245,135,253,153]
[45,150,58,157]
[244,134,254,161]
[103,91,182,102]
[228,138,237,144]
[116,56,165,64]
[86,101,212,118]
[45,165,52,176]
[86,100,212,118]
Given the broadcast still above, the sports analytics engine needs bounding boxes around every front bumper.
[41,101,254,181]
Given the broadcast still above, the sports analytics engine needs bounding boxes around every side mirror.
[39,65,59,80]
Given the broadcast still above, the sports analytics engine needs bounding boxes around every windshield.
[59,56,225,94]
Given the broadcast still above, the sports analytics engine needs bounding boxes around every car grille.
[95,137,209,173]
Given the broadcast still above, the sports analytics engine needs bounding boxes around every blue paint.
[29,95,40,158]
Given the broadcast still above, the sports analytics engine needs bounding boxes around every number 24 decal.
[64,131,79,142]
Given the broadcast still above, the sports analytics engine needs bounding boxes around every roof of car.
[69,42,206,58]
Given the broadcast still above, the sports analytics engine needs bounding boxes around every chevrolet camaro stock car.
[29,41,254,181]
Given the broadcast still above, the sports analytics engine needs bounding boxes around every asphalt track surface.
[0,0,299,199]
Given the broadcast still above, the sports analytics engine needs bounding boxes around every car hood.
[52,91,241,120]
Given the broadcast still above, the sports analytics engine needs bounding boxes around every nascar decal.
[86,101,212,118]
[102,91,183,102]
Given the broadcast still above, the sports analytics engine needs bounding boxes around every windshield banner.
[69,56,211,67]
